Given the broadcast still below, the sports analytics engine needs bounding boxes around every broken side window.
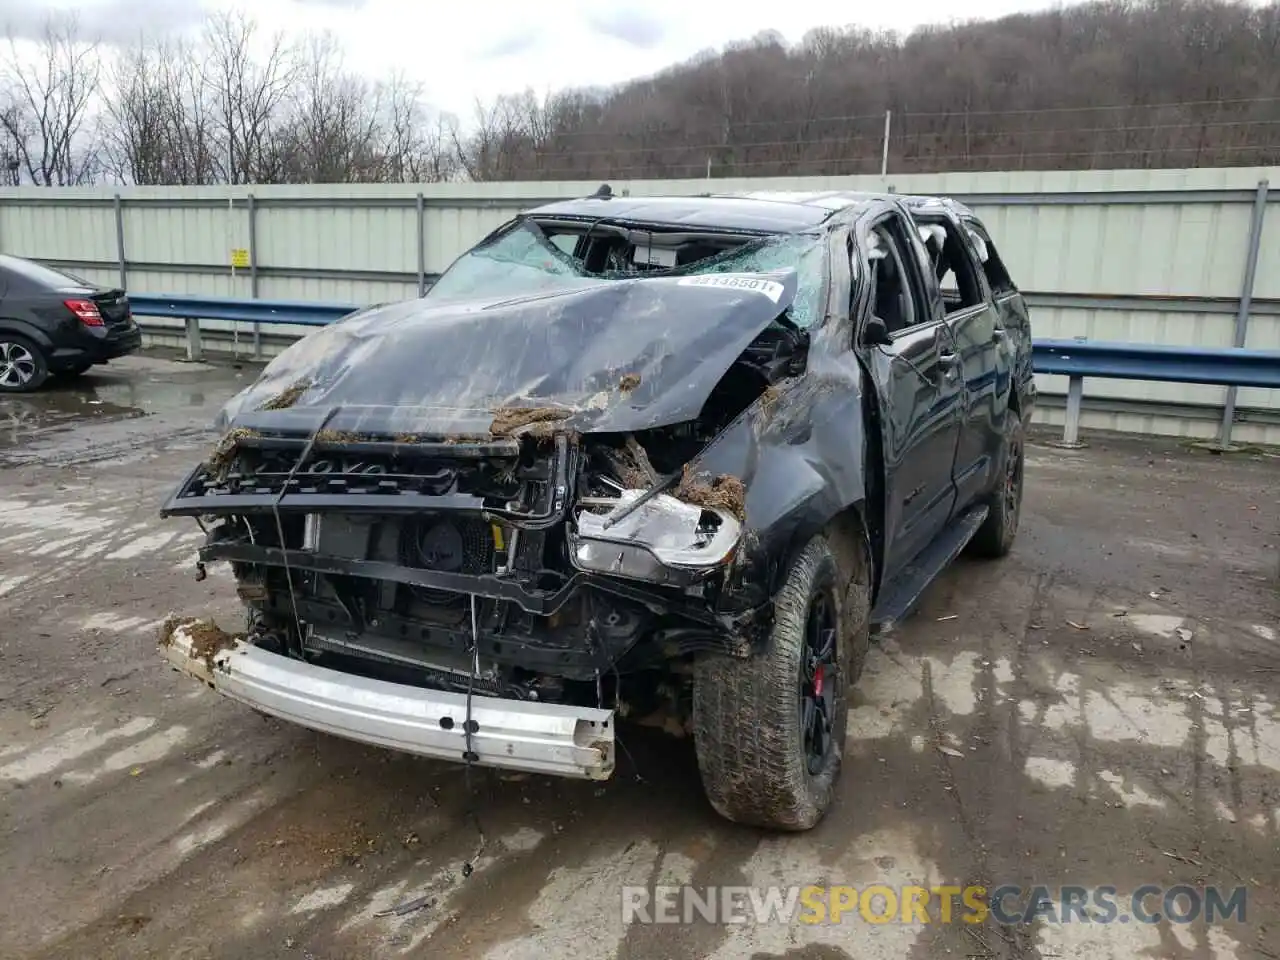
[964,221,1016,296]
[919,220,984,313]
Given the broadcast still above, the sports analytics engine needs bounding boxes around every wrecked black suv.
[160,190,1035,831]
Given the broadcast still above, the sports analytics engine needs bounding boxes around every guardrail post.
[1060,375,1086,447]
[185,316,204,362]
[416,192,426,297]
[248,192,261,359]
[113,193,127,290]
[1217,178,1269,450]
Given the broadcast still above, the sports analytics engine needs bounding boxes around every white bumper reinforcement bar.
[161,627,615,780]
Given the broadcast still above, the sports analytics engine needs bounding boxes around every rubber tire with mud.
[0,334,50,393]
[969,408,1024,558]
[692,531,871,831]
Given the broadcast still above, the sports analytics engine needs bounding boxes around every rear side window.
[963,221,1016,296]
[916,220,984,312]
[0,255,90,290]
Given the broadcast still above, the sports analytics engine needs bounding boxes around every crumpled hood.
[217,270,799,437]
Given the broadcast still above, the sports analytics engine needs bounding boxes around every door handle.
[939,352,959,364]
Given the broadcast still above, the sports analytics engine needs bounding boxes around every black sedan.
[0,254,142,392]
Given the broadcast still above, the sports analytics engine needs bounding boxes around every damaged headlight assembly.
[569,488,742,586]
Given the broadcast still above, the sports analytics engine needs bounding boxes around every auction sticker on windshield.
[676,274,786,303]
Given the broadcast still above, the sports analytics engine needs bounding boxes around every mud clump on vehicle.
[316,429,365,444]
[205,427,259,476]
[489,406,573,437]
[525,420,580,444]
[675,466,747,521]
[157,614,195,647]
[757,383,782,421]
[258,378,313,411]
[158,616,239,667]
[618,373,641,393]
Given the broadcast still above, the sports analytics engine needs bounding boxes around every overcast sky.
[2,0,1081,118]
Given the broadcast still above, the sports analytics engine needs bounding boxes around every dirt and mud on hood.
[488,406,574,438]
[257,378,313,411]
[213,270,800,440]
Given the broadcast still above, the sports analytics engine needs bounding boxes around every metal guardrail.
[130,294,348,328]
[129,293,1280,450]
[1033,339,1280,447]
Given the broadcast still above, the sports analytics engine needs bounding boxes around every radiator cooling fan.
[401,517,494,606]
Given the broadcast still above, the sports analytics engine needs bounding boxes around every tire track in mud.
[0,423,213,470]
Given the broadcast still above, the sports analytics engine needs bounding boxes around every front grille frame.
[161,433,573,529]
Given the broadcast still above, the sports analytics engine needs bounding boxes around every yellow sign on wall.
[230,248,250,269]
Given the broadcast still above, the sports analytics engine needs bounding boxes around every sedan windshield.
[428,221,827,328]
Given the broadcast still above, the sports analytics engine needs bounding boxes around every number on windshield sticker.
[676,274,785,303]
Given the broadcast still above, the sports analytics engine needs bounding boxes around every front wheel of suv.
[0,336,49,393]
[692,532,869,831]
[969,409,1024,558]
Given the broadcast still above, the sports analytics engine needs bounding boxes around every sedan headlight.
[570,489,742,585]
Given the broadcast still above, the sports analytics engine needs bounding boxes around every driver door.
[860,212,964,579]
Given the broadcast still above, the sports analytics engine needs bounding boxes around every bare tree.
[102,41,165,184]
[277,33,385,183]
[0,13,102,185]
[378,72,461,182]
[200,11,298,184]
[102,38,220,185]
[0,103,30,185]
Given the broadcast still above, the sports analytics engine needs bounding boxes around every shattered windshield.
[666,232,826,328]
[428,220,827,329]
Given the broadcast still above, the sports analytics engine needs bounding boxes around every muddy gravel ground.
[1,355,1278,960]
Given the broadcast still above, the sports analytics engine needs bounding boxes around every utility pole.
[881,110,892,177]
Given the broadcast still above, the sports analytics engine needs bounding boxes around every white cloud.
[0,0,212,44]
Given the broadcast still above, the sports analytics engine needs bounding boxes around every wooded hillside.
[467,0,1280,179]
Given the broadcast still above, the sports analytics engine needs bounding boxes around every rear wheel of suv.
[0,336,49,393]
[692,531,870,831]
[969,409,1024,558]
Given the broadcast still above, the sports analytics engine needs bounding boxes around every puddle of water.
[0,359,246,455]
[0,394,146,451]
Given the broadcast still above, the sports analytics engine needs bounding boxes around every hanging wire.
[269,405,341,648]
[461,594,487,878]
